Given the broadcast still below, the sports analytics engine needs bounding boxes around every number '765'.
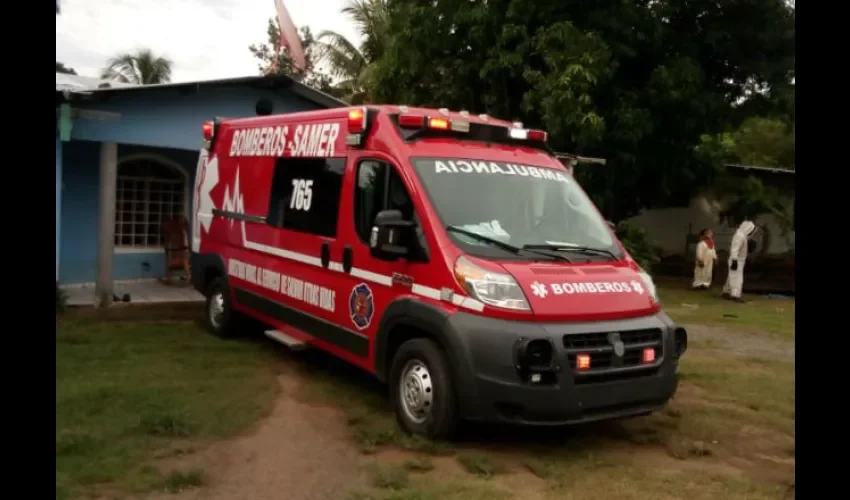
[290,178,313,211]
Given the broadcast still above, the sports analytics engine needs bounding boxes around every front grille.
[563,328,663,384]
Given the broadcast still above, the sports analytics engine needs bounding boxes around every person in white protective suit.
[722,220,757,301]
[692,229,717,290]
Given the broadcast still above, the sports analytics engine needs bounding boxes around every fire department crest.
[349,283,375,330]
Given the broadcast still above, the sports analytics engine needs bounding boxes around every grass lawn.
[658,281,795,339]
[56,284,794,500]
[296,284,795,500]
[299,345,794,500]
[55,315,280,499]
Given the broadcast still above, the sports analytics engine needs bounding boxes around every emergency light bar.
[396,113,548,145]
[398,113,471,133]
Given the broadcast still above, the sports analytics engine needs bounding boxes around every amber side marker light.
[576,354,591,370]
[428,117,449,130]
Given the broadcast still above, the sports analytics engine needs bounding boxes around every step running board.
[264,329,309,351]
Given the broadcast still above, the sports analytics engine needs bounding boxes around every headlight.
[637,268,660,304]
[454,256,530,311]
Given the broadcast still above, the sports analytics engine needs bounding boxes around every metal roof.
[55,72,136,91]
[559,156,794,174]
[726,163,795,175]
[56,73,347,109]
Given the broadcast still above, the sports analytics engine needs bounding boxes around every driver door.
[337,154,431,343]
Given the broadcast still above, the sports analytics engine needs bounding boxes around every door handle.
[320,241,330,268]
[343,245,353,274]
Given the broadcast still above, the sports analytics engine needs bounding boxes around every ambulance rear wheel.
[390,338,458,440]
[204,277,240,339]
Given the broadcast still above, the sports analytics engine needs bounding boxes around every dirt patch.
[143,370,362,500]
[373,447,466,475]
[368,447,549,500]
[685,325,794,362]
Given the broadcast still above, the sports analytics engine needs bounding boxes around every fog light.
[515,338,554,370]
[530,373,542,384]
[642,348,656,364]
[577,354,591,370]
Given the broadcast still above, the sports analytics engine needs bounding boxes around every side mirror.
[369,209,415,261]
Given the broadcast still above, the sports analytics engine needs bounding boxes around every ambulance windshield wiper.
[522,243,616,260]
[445,226,570,262]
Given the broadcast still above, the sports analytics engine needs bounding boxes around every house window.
[114,158,187,249]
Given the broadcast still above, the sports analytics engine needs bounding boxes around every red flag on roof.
[274,0,306,73]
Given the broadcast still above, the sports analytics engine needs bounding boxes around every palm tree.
[316,0,389,103]
[101,49,173,85]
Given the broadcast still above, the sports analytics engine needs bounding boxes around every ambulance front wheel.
[390,338,459,440]
[204,276,240,339]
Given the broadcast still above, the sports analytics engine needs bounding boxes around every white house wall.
[625,192,794,258]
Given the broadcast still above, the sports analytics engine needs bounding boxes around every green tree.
[56,61,77,75]
[248,21,337,96]
[101,49,173,84]
[371,0,795,221]
[316,0,390,103]
[718,175,794,248]
[731,116,794,169]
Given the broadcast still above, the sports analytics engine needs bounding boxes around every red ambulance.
[190,106,688,439]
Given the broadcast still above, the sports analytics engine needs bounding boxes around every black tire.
[204,276,240,339]
[389,338,458,440]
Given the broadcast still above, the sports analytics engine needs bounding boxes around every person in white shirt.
[692,228,717,290]
[722,220,757,301]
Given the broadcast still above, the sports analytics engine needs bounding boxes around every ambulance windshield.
[412,158,619,259]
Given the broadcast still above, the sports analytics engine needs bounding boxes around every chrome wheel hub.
[209,292,225,329]
[399,360,433,424]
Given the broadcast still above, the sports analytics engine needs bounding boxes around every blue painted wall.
[58,85,324,284]
[70,85,318,150]
[59,141,200,283]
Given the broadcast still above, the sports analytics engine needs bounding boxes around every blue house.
[56,74,344,305]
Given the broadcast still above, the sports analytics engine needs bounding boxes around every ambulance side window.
[353,160,387,243]
[353,160,417,242]
[267,157,345,237]
[353,160,427,261]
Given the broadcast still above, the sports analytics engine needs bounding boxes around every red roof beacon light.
[202,121,215,149]
[202,121,214,141]
[347,107,367,133]
[346,107,370,146]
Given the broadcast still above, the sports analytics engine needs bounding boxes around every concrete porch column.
[96,142,118,307]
